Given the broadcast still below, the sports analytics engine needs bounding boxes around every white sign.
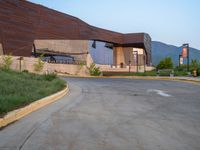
[180,57,183,65]
[133,48,143,55]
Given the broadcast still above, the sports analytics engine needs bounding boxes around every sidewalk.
[172,76,200,81]
[58,73,200,84]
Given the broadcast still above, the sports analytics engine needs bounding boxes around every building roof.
[0,0,151,64]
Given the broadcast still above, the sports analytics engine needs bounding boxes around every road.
[0,78,200,150]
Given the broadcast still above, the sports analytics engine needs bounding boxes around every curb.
[0,85,69,128]
[58,74,200,85]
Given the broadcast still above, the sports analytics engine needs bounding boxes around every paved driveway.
[0,78,200,150]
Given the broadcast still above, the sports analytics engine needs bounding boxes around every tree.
[190,59,199,70]
[190,59,200,76]
[156,57,173,70]
[1,55,13,70]
[34,55,45,73]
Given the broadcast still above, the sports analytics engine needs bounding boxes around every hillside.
[152,41,200,66]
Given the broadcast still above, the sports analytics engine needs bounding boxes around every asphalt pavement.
[0,78,200,150]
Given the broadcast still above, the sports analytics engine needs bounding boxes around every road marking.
[147,89,171,97]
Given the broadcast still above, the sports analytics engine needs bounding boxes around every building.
[0,0,152,73]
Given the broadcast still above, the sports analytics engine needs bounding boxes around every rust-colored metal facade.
[0,0,152,65]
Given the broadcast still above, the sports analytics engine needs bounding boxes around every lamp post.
[143,55,146,72]
[128,60,131,73]
[133,51,138,73]
[17,56,24,72]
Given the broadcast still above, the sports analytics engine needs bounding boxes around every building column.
[113,47,125,67]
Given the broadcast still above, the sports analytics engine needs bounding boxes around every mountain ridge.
[152,41,200,66]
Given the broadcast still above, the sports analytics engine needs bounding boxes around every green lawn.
[103,70,189,77]
[103,70,157,76]
[0,69,66,117]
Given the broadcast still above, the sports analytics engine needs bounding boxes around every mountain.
[152,41,200,66]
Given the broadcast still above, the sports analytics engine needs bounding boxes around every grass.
[104,70,190,77]
[0,69,66,117]
[158,70,172,76]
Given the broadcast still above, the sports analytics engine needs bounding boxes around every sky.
[28,0,200,49]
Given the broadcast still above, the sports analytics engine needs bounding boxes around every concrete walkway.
[58,73,200,83]
[173,76,200,81]
[0,78,200,150]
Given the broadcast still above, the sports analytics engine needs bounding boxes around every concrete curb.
[58,74,200,85]
[0,85,69,128]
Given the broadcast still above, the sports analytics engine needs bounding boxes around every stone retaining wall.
[0,56,89,76]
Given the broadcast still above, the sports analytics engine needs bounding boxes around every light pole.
[133,51,138,72]
[128,60,131,73]
[17,56,24,72]
[143,55,146,72]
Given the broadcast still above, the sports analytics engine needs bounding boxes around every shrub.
[158,70,172,76]
[175,65,187,72]
[156,57,173,70]
[174,71,188,76]
[43,72,57,81]
[34,56,45,73]
[22,70,29,73]
[1,55,13,70]
[129,70,157,76]
[89,63,101,76]
[144,70,157,76]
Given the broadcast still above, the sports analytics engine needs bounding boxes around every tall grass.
[0,70,66,116]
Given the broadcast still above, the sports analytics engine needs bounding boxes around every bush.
[144,70,157,76]
[156,57,173,70]
[22,70,29,73]
[174,71,188,76]
[131,70,157,76]
[43,72,57,81]
[89,63,101,76]
[158,70,172,76]
[1,55,13,70]
[175,65,187,72]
